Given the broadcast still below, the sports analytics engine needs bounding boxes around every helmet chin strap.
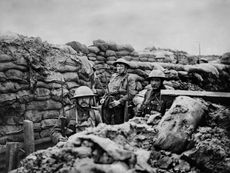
[76,102,91,110]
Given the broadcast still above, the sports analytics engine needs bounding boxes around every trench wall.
[0,34,93,171]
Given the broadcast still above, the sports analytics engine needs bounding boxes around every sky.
[0,0,230,55]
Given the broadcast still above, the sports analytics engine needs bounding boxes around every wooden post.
[23,120,35,156]
[5,142,19,173]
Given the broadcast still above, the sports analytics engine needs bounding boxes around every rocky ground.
[16,101,230,173]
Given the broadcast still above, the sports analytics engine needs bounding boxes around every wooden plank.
[161,90,230,98]
[35,137,54,151]
[35,137,51,145]
[5,142,19,173]
[23,120,35,156]
[161,89,230,106]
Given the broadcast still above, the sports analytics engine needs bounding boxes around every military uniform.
[137,69,167,117]
[102,73,136,124]
[51,107,102,144]
[51,86,102,144]
[137,88,166,117]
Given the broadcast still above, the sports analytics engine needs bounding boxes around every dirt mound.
[16,100,230,173]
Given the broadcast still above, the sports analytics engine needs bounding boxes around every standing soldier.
[137,69,167,117]
[101,58,136,124]
[51,86,102,144]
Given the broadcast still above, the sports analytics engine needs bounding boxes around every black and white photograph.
[0,0,230,172]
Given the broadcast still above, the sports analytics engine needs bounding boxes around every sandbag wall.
[0,34,91,171]
[86,40,140,88]
[68,40,230,92]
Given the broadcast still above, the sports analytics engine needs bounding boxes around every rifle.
[123,74,129,122]
[103,73,116,124]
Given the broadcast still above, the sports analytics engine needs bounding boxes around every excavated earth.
[16,102,230,173]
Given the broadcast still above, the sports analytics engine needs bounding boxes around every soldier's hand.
[58,136,67,142]
[110,100,120,107]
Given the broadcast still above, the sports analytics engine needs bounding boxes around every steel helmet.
[113,58,130,68]
[147,69,166,80]
[72,86,95,98]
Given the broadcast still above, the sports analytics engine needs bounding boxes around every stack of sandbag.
[184,63,230,91]
[137,48,198,65]
[84,40,138,89]
[67,39,140,89]
[132,60,230,91]
[0,33,93,147]
[137,49,176,63]
[132,61,230,109]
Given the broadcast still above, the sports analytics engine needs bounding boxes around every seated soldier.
[51,86,102,144]
[137,69,167,117]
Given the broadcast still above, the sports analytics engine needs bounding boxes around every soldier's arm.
[94,78,106,96]
[50,119,65,144]
[119,76,137,104]
[136,92,148,117]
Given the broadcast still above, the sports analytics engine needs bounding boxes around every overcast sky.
[0,0,230,55]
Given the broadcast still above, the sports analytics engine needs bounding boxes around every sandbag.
[123,56,132,61]
[0,54,15,63]
[69,134,133,160]
[93,39,109,51]
[66,41,89,54]
[185,63,219,78]
[87,46,100,54]
[116,50,130,56]
[154,96,207,153]
[78,56,94,75]
[0,31,20,42]
[107,41,119,51]
[128,69,148,78]
[129,73,144,82]
[159,63,186,71]
[164,69,179,80]
[107,56,117,61]
[51,44,77,54]
[220,52,230,65]
[96,55,106,61]
[116,44,134,52]
[0,62,27,72]
[106,50,116,57]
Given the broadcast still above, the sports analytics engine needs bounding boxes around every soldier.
[137,69,167,117]
[51,86,102,144]
[101,58,136,124]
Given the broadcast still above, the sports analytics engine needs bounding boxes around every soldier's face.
[116,64,127,74]
[150,78,162,90]
[77,97,93,107]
